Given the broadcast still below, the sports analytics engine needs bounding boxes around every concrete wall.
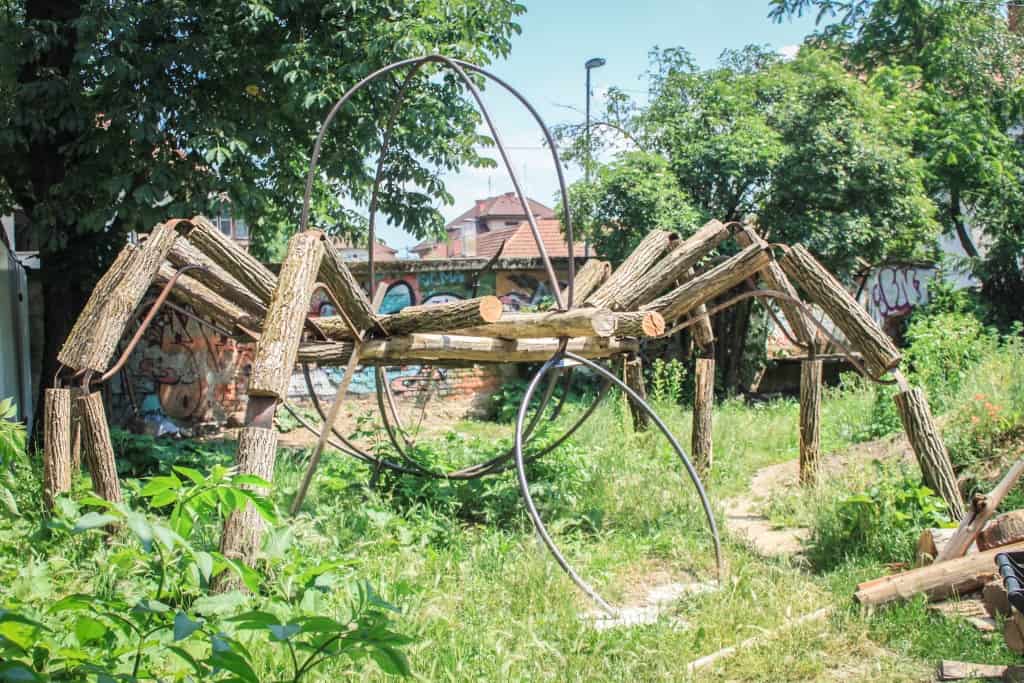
[107,257,577,435]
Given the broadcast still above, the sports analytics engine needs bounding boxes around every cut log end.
[479,295,503,323]
[642,311,665,337]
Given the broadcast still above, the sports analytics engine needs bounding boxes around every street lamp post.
[584,57,605,259]
[584,57,606,184]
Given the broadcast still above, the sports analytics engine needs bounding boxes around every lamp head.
[585,57,607,70]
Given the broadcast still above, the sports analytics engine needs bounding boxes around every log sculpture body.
[177,216,278,304]
[735,227,815,346]
[78,391,122,503]
[43,388,72,509]
[564,259,611,307]
[894,388,966,520]
[692,358,715,475]
[799,359,823,485]
[587,229,677,309]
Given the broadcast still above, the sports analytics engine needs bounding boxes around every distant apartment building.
[411,192,587,259]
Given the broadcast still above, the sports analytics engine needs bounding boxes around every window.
[234,218,249,239]
[216,212,232,237]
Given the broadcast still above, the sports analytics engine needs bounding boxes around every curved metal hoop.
[514,352,724,615]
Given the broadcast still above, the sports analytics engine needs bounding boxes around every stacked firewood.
[853,459,1024,679]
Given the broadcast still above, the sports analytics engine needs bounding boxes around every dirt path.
[723,431,915,557]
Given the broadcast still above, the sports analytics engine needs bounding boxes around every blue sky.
[376,0,822,254]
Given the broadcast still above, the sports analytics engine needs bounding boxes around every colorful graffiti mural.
[863,264,931,324]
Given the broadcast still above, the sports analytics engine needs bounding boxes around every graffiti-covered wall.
[108,257,579,435]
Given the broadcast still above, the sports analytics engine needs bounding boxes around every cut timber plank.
[619,219,731,311]
[59,220,180,373]
[779,244,900,376]
[297,334,638,365]
[979,510,1024,552]
[853,541,1024,606]
[641,244,771,322]
[587,229,677,309]
[247,231,325,400]
[937,459,1024,560]
[937,660,1013,681]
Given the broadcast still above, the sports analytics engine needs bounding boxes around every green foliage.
[110,429,235,478]
[0,399,25,519]
[560,45,938,275]
[808,462,951,571]
[0,461,412,681]
[649,358,690,405]
[770,0,1024,324]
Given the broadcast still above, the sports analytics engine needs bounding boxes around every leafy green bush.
[110,429,234,478]
[0,398,26,518]
[650,358,690,404]
[807,462,952,571]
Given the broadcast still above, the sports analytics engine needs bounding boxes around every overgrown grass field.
[2,298,1022,680]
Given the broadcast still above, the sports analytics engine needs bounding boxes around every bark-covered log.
[735,227,815,346]
[563,259,611,307]
[214,426,277,591]
[452,307,617,339]
[297,334,638,365]
[43,388,72,509]
[318,240,377,334]
[978,510,1024,552]
[59,244,137,373]
[156,264,263,333]
[69,387,83,472]
[248,232,325,400]
[378,296,503,336]
[78,391,122,503]
[641,244,771,322]
[178,215,277,304]
[167,238,267,318]
[894,388,966,520]
[779,245,901,376]
[692,358,715,475]
[613,311,665,338]
[59,221,180,373]
[586,229,677,309]
[622,355,649,431]
[853,540,1024,606]
[936,661,1015,681]
[799,359,823,485]
[620,220,731,311]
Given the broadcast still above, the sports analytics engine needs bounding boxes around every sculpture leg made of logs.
[44,55,964,615]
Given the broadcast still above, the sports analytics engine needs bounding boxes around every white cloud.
[779,44,800,60]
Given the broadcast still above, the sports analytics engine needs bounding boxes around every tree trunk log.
[318,240,378,334]
[586,229,677,309]
[167,238,267,318]
[978,510,1024,552]
[377,296,502,336]
[853,540,1024,606]
[451,307,618,339]
[894,388,966,520]
[77,391,122,503]
[779,245,901,376]
[58,244,137,374]
[563,259,611,307]
[620,220,731,310]
[248,231,325,400]
[692,358,715,475]
[214,426,277,592]
[613,311,665,338]
[641,244,771,323]
[799,359,823,485]
[156,264,263,333]
[735,226,815,346]
[177,216,278,304]
[69,387,83,472]
[297,334,638,365]
[58,220,180,373]
[680,267,716,351]
[43,388,72,509]
[937,459,1024,560]
[622,355,649,432]
[936,660,1014,681]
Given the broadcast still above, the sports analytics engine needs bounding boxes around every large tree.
[769,0,1024,323]
[0,0,524,410]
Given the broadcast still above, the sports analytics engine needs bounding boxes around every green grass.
[4,343,1022,680]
